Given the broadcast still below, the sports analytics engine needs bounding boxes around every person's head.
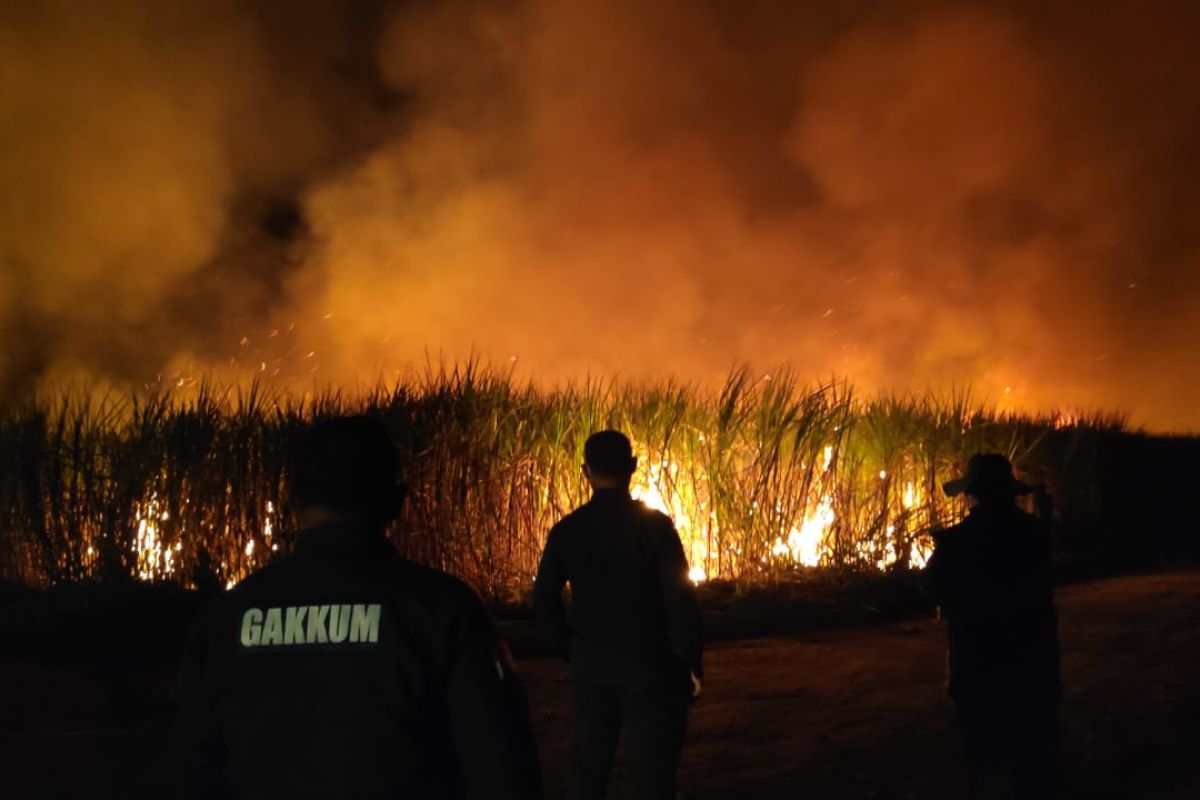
[582,430,637,490]
[288,415,406,530]
[943,452,1032,506]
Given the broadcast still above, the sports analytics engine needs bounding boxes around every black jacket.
[923,502,1061,706]
[532,489,703,687]
[174,521,541,799]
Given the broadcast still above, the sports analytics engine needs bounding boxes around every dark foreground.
[3,570,1199,798]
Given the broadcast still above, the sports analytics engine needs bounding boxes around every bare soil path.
[523,570,1200,799]
[2,570,1198,798]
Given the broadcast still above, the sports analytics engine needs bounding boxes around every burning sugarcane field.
[0,365,1127,594]
[3,0,1200,798]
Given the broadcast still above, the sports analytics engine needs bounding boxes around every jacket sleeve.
[447,594,544,799]
[173,605,236,799]
[921,528,950,608]
[531,525,571,659]
[1020,514,1057,607]
[652,515,704,680]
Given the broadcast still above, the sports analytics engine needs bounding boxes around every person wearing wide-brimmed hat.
[924,453,1061,799]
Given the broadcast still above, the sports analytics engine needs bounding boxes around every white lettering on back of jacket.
[239,604,381,647]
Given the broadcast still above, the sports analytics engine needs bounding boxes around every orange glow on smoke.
[4,2,1200,432]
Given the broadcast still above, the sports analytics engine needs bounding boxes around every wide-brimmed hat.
[943,453,1034,498]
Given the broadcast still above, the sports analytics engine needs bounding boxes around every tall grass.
[0,364,1125,597]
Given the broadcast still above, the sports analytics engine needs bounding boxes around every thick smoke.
[0,0,392,392]
[3,0,1199,429]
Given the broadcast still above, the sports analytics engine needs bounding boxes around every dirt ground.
[3,570,1199,798]
[524,570,1200,799]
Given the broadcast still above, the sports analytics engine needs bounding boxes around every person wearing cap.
[925,453,1062,799]
[533,430,703,799]
[174,415,542,799]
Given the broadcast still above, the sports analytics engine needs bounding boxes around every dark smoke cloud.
[3,0,1199,429]
[0,0,393,393]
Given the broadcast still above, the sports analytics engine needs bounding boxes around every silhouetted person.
[533,430,703,800]
[174,415,541,799]
[924,453,1061,799]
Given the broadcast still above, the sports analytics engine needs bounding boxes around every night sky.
[3,0,1199,429]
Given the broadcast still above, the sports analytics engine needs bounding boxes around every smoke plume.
[3,0,1199,429]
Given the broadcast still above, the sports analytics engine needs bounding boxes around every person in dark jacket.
[174,415,541,799]
[923,453,1061,799]
[533,430,702,800]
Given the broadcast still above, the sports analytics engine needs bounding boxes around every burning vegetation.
[0,365,1120,597]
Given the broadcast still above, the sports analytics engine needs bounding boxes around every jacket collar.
[294,519,389,553]
[588,487,633,505]
[967,499,1020,517]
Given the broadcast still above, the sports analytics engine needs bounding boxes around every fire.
[134,492,177,580]
[633,457,712,581]
[909,538,934,569]
[133,495,278,587]
[632,441,937,583]
[1051,410,1083,430]
[130,443,944,589]
[771,496,834,568]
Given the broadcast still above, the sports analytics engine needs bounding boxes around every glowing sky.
[3,0,1199,429]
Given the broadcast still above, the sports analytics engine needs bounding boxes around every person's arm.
[173,606,235,799]
[1026,513,1057,606]
[447,594,543,799]
[921,530,946,607]
[532,525,571,659]
[652,515,704,686]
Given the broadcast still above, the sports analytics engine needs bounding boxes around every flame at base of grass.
[909,537,934,569]
[12,368,1102,592]
[635,450,939,583]
[134,493,278,587]
[772,496,835,568]
[134,493,179,580]
[132,455,943,589]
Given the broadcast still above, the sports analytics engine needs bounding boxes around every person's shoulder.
[392,560,495,651]
[1009,505,1047,536]
[403,556,475,594]
[931,516,972,547]
[1011,505,1042,525]
[221,551,297,597]
[631,502,682,548]
[634,501,673,529]
[942,516,972,534]
[981,503,1043,532]
[391,556,485,614]
[550,503,593,535]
